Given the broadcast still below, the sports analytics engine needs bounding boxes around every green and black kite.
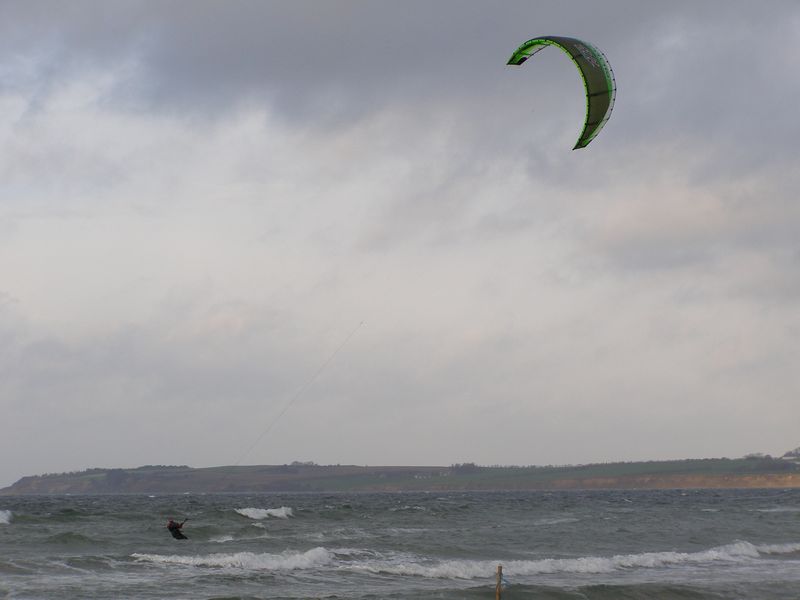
[507,36,616,149]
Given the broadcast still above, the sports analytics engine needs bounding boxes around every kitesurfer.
[166,518,188,539]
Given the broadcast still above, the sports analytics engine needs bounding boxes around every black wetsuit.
[167,521,187,539]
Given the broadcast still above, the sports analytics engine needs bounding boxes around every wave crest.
[755,542,800,554]
[132,547,331,570]
[131,540,800,579]
[235,507,293,520]
[351,541,797,580]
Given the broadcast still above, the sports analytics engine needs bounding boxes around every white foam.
[348,541,780,580]
[351,558,495,579]
[210,535,235,543]
[235,507,294,520]
[0,510,11,524]
[754,542,800,554]
[131,540,800,580]
[132,547,332,570]
[389,505,427,512]
[386,527,429,536]
[534,517,580,526]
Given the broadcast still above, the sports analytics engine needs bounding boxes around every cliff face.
[3,462,800,495]
[546,473,800,490]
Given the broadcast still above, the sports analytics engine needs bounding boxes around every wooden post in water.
[495,564,503,600]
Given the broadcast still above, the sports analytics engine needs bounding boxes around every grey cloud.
[5,1,798,166]
[3,2,772,121]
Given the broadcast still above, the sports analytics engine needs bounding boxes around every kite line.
[233,321,365,466]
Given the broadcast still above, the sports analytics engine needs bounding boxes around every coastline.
[3,459,799,495]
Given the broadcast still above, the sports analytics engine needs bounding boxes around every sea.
[1,489,799,599]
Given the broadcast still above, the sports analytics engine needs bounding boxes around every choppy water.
[1,489,799,599]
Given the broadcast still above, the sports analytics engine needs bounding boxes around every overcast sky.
[2,1,799,487]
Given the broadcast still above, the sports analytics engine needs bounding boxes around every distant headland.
[3,450,799,495]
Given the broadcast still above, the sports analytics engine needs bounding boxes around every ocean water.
[1,489,799,599]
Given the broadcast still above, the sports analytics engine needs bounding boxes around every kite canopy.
[507,36,616,149]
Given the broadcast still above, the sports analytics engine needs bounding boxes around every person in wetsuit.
[166,518,188,539]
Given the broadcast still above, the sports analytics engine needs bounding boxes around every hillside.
[3,456,800,494]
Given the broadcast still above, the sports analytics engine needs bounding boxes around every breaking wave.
[131,540,799,579]
[389,505,427,512]
[235,507,293,520]
[754,542,800,554]
[0,510,11,525]
[132,547,332,570]
[350,541,799,579]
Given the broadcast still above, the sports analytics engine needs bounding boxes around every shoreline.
[3,459,799,495]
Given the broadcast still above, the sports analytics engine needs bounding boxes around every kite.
[507,36,616,149]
